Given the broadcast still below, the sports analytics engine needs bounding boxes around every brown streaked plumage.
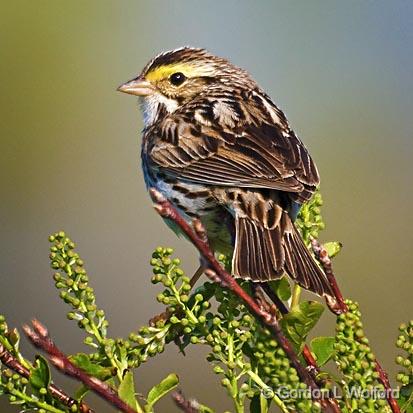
[118,47,338,306]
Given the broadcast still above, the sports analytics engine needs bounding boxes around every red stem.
[150,188,340,413]
[375,359,401,413]
[311,239,348,314]
[23,320,137,413]
[0,342,94,413]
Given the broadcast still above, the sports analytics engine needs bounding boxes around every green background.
[1,1,412,411]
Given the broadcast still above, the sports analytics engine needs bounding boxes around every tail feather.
[232,210,336,302]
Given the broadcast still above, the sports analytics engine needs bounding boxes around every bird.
[118,47,341,310]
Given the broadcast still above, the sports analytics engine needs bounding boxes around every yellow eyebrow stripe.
[145,63,201,82]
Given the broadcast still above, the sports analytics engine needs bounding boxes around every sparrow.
[118,47,340,309]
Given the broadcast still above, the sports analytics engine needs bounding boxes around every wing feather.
[145,90,319,201]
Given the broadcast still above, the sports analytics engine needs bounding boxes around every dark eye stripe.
[170,72,186,86]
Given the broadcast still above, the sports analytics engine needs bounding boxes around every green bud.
[84,337,94,345]
[240,383,249,392]
[163,279,172,287]
[221,378,230,387]
[180,295,189,303]
[213,345,221,353]
[220,331,228,339]
[242,315,252,324]
[246,390,255,399]
[72,298,81,308]
[151,274,162,284]
[355,329,364,338]
[67,312,76,320]
[227,361,236,370]
[396,373,405,382]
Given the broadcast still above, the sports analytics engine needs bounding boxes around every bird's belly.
[149,177,233,254]
[155,179,215,218]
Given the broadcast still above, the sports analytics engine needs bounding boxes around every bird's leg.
[250,283,278,316]
[189,265,205,287]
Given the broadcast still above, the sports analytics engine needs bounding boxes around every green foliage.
[30,356,51,390]
[395,322,413,412]
[281,301,324,352]
[296,191,325,244]
[0,315,66,413]
[334,301,391,412]
[310,337,335,367]
[118,371,139,411]
[145,373,179,411]
[0,193,411,413]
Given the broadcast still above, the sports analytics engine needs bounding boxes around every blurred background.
[1,1,412,411]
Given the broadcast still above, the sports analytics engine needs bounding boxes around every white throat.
[139,94,179,127]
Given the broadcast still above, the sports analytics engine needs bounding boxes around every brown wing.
[146,91,319,202]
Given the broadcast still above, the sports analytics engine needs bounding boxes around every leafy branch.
[0,191,409,412]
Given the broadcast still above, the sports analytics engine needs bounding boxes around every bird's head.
[118,47,254,125]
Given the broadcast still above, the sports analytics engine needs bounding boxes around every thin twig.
[0,342,94,413]
[311,239,348,314]
[150,188,339,413]
[172,390,200,413]
[22,319,137,413]
[375,359,401,413]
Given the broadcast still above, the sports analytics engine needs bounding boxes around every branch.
[375,359,401,413]
[311,239,348,313]
[22,320,137,413]
[0,342,94,413]
[150,188,339,413]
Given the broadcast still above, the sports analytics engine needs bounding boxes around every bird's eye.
[169,72,186,86]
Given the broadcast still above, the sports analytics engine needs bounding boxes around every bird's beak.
[117,77,154,96]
